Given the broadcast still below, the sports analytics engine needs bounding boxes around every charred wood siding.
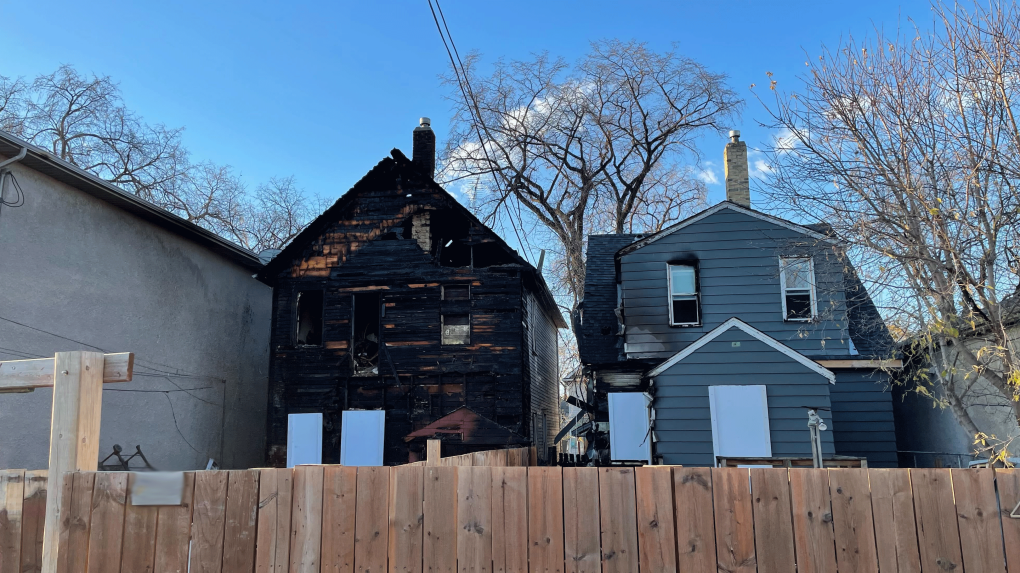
[264,157,559,466]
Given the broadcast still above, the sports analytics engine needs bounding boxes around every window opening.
[442,284,470,300]
[353,293,380,375]
[295,290,323,345]
[442,314,470,345]
[668,264,699,326]
[780,257,815,320]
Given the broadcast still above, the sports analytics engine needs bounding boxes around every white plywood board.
[287,412,323,468]
[708,385,772,464]
[607,392,652,463]
[340,410,385,466]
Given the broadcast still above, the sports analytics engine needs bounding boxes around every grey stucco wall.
[620,207,852,359]
[651,325,835,466]
[0,159,271,471]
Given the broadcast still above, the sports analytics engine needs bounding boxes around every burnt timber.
[257,146,565,466]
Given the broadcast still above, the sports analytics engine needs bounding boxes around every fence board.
[750,469,795,573]
[223,470,260,573]
[529,467,565,573]
[423,466,457,573]
[0,470,25,573]
[56,473,93,573]
[322,466,358,573]
[290,465,324,573]
[255,468,293,573]
[828,469,879,573]
[354,467,389,573]
[597,468,637,573]
[20,470,47,573]
[87,472,128,573]
[951,469,1005,573]
[996,469,1020,573]
[911,469,964,573]
[712,468,755,573]
[190,471,228,573]
[672,468,716,573]
[457,467,491,573]
[389,465,424,573]
[155,472,196,573]
[122,473,159,573]
[869,469,920,573]
[562,468,600,573]
[492,467,528,573]
[788,469,837,573]
[634,467,676,573]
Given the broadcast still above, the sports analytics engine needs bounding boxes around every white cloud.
[773,127,799,154]
[696,161,719,185]
[748,150,772,180]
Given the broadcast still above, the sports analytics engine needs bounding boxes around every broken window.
[352,293,380,375]
[442,314,470,345]
[438,240,472,267]
[442,284,470,300]
[780,257,815,321]
[295,290,323,346]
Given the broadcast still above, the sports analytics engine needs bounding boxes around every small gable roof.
[617,201,836,258]
[403,406,529,445]
[646,317,836,382]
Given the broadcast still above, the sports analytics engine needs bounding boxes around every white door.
[608,392,652,463]
[708,385,772,464]
[287,413,323,468]
[340,410,385,466]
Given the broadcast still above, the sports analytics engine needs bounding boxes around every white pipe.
[0,147,28,203]
[0,147,28,170]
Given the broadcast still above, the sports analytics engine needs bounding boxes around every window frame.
[441,313,471,345]
[441,284,471,301]
[666,263,701,327]
[779,256,817,322]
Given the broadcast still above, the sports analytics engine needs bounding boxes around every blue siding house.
[573,131,899,467]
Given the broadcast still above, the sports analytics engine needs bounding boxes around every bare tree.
[758,1,1020,458]
[441,40,740,311]
[0,65,321,252]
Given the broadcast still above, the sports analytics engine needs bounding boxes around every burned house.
[258,120,565,465]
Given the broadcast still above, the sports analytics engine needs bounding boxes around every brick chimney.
[724,130,750,207]
[413,117,436,177]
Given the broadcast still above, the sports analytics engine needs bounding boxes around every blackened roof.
[575,234,643,366]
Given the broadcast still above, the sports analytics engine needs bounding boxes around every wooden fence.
[3,466,1020,572]
[405,446,534,467]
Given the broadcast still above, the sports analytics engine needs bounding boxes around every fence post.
[426,440,441,466]
[41,351,105,573]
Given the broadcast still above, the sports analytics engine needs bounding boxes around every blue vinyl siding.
[829,369,898,467]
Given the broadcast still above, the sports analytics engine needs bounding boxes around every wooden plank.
[190,471,229,573]
[423,467,457,573]
[672,468,716,573]
[354,467,389,573]
[255,468,293,573]
[750,469,796,573]
[561,468,599,573]
[528,467,565,573]
[828,469,879,573]
[952,469,1005,573]
[711,468,755,573]
[321,466,357,573]
[869,469,920,573]
[0,352,134,390]
[87,472,128,573]
[42,352,104,573]
[597,468,637,573]
[122,473,159,573]
[996,469,1020,573]
[427,441,442,466]
[223,470,260,573]
[789,469,837,573]
[20,470,47,573]
[492,467,528,573]
[290,466,324,573]
[154,472,196,573]
[0,470,25,573]
[389,465,424,573]
[911,469,964,573]
[634,467,676,573]
[55,473,93,573]
[456,467,491,573]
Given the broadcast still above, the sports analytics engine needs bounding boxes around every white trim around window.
[667,263,700,326]
[779,256,817,321]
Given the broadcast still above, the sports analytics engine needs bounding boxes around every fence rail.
[3,466,1020,572]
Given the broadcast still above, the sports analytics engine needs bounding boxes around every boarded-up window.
[442,284,470,300]
[340,410,384,466]
[708,385,772,463]
[780,257,815,321]
[295,290,323,345]
[668,264,699,325]
[442,314,470,345]
[607,393,652,463]
[287,412,323,467]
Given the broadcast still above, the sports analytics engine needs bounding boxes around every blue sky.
[2,0,934,251]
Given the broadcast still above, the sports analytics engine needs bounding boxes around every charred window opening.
[295,290,323,346]
[442,314,470,345]
[352,293,380,375]
[442,284,470,301]
[438,240,472,267]
[431,210,473,267]
[473,242,518,267]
